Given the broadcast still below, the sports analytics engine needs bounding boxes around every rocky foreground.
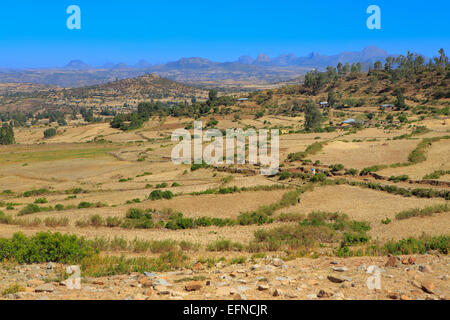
[1,254,448,300]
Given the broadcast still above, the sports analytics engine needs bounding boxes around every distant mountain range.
[0,46,394,88]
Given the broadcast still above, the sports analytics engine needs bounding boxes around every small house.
[319,101,329,108]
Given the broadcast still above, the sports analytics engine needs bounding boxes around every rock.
[232,293,246,300]
[35,283,56,293]
[272,258,284,267]
[250,265,260,271]
[153,278,169,286]
[92,280,105,286]
[327,276,345,284]
[46,263,54,270]
[144,289,156,297]
[257,285,269,291]
[400,295,411,300]
[387,292,399,300]
[185,281,203,292]
[139,277,153,288]
[418,265,433,273]
[193,262,203,271]
[421,281,435,294]
[385,256,398,267]
[154,286,171,295]
[317,289,333,298]
[144,272,157,278]
[306,294,317,299]
[332,267,348,272]
[272,289,283,297]
[408,257,416,265]
[330,261,339,265]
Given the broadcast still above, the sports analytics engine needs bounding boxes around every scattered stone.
[387,292,399,300]
[421,281,435,294]
[332,267,348,272]
[418,265,433,273]
[327,276,345,284]
[385,256,398,268]
[185,281,202,292]
[317,289,333,298]
[272,289,283,297]
[232,293,246,300]
[272,259,284,267]
[35,283,56,293]
[144,272,156,278]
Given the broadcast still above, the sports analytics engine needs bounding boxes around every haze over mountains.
[0,46,393,88]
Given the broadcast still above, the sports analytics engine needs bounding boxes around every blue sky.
[0,0,448,68]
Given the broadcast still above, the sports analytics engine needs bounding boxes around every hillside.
[0,74,207,113]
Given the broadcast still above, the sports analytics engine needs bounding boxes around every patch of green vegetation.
[395,204,449,220]
[423,170,450,180]
[0,232,96,264]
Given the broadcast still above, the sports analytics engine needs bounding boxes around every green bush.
[43,128,57,139]
[78,202,93,209]
[19,204,41,216]
[0,232,96,264]
[149,190,174,200]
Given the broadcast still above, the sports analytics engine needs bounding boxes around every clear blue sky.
[0,0,448,68]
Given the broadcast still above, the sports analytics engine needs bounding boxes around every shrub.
[149,190,174,200]
[23,188,50,197]
[78,202,93,209]
[44,217,69,227]
[89,215,104,228]
[0,232,96,264]
[395,204,448,220]
[34,198,48,204]
[43,128,57,139]
[166,217,195,230]
[19,204,41,216]
[105,217,122,228]
[279,172,292,180]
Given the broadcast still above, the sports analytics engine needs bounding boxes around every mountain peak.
[65,60,91,70]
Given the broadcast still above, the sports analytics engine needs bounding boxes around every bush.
[19,204,41,216]
[0,232,96,264]
[78,202,93,209]
[34,198,48,204]
[279,172,292,180]
[166,217,195,230]
[43,128,57,139]
[149,190,174,200]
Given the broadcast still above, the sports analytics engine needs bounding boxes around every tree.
[304,100,323,131]
[395,89,406,109]
[0,123,15,145]
[327,88,337,107]
[374,61,383,71]
[44,128,57,139]
[337,63,344,75]
[208,89,218,103]
[304,70,328,95]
